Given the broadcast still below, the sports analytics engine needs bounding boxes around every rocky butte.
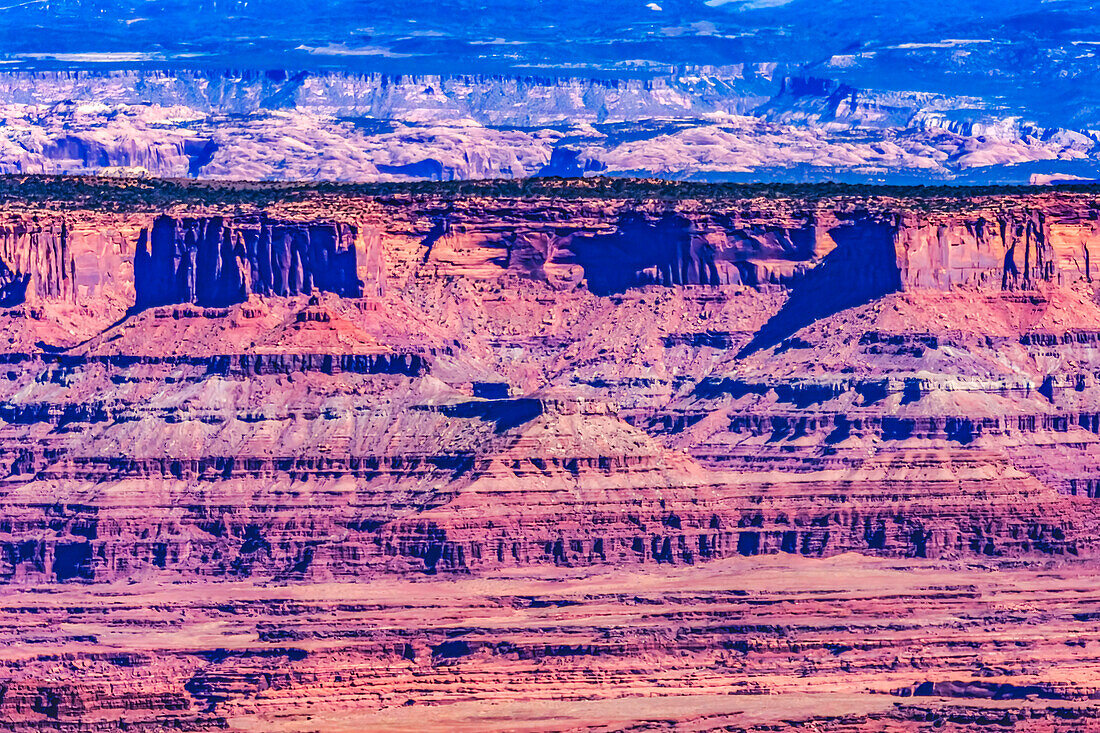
[2,176,1100,730]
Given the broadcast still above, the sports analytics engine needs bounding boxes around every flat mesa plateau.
[4,177,1100,731]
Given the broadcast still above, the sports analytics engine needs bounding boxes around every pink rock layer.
[0,178,1099,731]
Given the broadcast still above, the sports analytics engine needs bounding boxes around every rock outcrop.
[1,178,1100,730]
[0,216,71,304]
[0,68,1096,183]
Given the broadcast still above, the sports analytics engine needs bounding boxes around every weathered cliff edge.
[0,186,1093,309]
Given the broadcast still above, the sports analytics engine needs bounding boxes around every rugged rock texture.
[10,557,1100,732]
[3,178,1100,730]
[135,216,364,308]
[0,216,72,304]
[0,69,1096,184]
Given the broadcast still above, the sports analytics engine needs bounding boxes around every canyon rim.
[3,2,1100,733]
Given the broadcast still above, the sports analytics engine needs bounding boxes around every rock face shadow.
[435,398,544,433]
[134,216,362,310]
[567,211,820,296]
[738,218,901,357]
[571,212,697,296]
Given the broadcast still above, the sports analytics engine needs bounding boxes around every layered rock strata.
[0,178,1099,730]
[6,557,1100,731]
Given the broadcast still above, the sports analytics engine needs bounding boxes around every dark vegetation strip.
[2,175,1100,212]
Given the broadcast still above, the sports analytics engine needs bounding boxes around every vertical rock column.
[135,216,363,309]
[0,216,75,306]
[135,216,244,308]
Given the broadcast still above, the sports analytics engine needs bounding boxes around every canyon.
[2,176,1100,730]
[0,70,1094,184]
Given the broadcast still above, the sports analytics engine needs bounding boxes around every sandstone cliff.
[135,216,363,308]
[0,180,1095,577]
[1,178,1100,730]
